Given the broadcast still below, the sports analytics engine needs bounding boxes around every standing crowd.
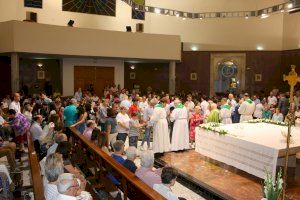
[0,86,300,199]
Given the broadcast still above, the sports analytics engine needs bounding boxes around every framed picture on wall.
[190,73,197,81]
[37,70,45,79]
[255,74,262,82]
[130,72,136,80]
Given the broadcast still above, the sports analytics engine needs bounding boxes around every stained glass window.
[24,0,42,8]
[62,0,116,16]
[132,0,145,20]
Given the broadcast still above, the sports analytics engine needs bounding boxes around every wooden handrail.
[27,131,45,200]
[70,127,166,200]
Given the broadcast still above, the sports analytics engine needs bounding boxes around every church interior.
[0,0,300,199]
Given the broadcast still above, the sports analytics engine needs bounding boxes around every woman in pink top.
[189,106,203,146]
[83,120,96,140]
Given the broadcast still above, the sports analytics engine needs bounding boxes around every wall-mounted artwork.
[255,74,262,82]
[190,73,197,80]
[24,0,42,8]
[130,72,136,79]
[63,0,116,16]
[37,70,45,79]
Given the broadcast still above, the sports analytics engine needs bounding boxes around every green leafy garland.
[199,123,229,136]
[246,119,288,126]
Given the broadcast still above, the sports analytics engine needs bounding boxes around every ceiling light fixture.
[260,13,269,19]
[175,12,180,17]
[191,46,198,51]
[245,15,249,19]
[130,65,135,70]
[154,8,161,14]
[256,46,264,51]
[287,2,294,9]
[182,17,186,20]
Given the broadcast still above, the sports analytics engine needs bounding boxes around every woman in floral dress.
[189,106,203,147]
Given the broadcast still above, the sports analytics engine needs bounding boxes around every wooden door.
[74,66,114,96]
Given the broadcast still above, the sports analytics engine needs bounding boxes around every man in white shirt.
[200,96,209,116]
[228,93,237,114]
[267,91,277,106]
[185,95,195,112]
[30,115,47,142]
[9,93,21,113]
[153,167,180,200]
[116,106,130,142]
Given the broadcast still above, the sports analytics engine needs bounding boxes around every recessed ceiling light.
[245,15,249,19]
[182,17,186,20]
[260,14,269,19]
[130,65,135,70]
[154,8,161,14]
[287,3,293,9]
[191,46,198,51]
[256,46,264,51]
[175,13,180,17]
[37,63,43,67]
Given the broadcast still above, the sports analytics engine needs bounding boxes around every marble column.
[11,53,20,93]
[169,61,176,95]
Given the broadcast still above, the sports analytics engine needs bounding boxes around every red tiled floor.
[159,150,300,200]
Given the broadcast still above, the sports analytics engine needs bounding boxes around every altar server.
[219,98,232,124]
[238,93,255,122]
[150,98,170,153]
[170,100,189,151]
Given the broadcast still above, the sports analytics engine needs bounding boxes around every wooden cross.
[282,65,300,200]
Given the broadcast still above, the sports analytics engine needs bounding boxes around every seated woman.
[135,150,162,188]
[272,108,284,122]
[90,128,110,155]
[56,173,92,200]
[44,153,64,200]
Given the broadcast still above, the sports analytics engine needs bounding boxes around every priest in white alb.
[150,97,170,153]
[219,98,232,124]
[238,93,256,122]
[170,100,189,151]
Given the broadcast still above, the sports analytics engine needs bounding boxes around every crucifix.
[282,65,300,199]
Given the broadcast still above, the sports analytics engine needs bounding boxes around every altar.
[195,122,300,179]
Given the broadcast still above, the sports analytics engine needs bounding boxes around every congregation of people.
[0,85,300,199]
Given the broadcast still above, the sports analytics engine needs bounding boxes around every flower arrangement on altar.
[199,123,229,135]
[246,119,288,126]
[262,169,283,200]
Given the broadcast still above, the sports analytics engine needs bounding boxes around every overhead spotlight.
[287,2,294,9]
[191,46,198,51]
[130,65,135,70]
[199,17,203,20]
[260,13,269,19]
[256,46,264,51]
[175,12,180,17]
[67,20,74,27]
[245,15,249,19]
[154,8,161,14]
[281,9,285,13]
[182,17,186,20]
[37,63,43,67]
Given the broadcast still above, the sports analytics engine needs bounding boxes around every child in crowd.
[128,112,145,148]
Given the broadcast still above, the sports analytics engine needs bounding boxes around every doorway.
[74,66,114,96]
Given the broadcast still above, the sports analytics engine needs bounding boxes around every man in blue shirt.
[63,98,78,139]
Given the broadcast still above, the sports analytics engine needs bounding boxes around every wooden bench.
[70,128,166,200]
[27,131,45,200]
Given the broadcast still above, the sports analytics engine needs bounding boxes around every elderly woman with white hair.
[189,106,203,146]
[44,153,64,200]
[135,150,162,188]
[122,146,138,173]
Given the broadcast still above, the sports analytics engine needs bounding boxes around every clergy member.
[170,100,189,151]
[150,98,170,153]
[238,93,255,122]
[219,98,232,124]
[206,103,219,123]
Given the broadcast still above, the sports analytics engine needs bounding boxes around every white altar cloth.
[195,123,300,179]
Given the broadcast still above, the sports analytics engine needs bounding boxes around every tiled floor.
[159,150,300,200]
